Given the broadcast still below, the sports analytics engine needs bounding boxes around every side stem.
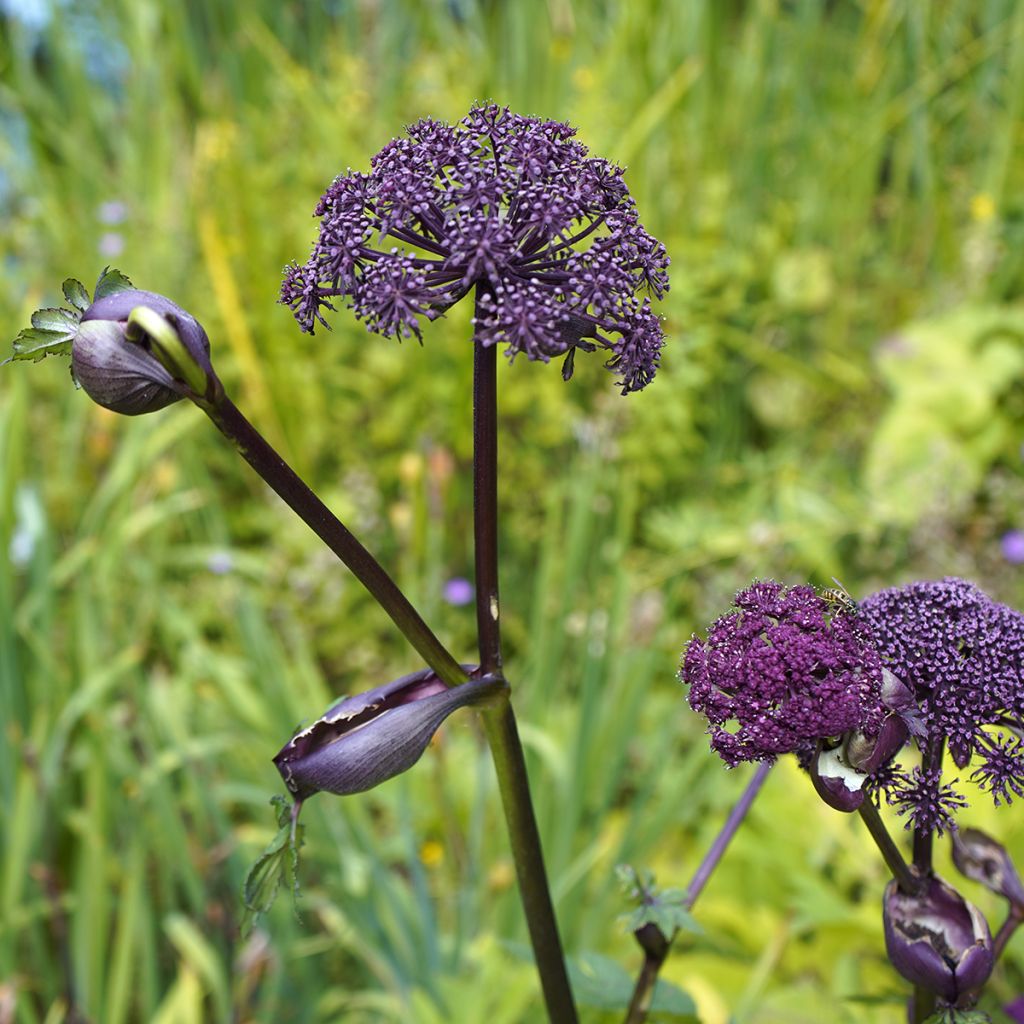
[204,394,466,688]
[623,760,773,1024]
[857,800,920,894]
[471,301,577,1024]
[909,738,944,1024]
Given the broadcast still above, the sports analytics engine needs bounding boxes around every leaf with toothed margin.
[7,327,75,363]
[31,307,80,335]
[93,266,134,301]
[62,278,90,313]
[240,795,304,935]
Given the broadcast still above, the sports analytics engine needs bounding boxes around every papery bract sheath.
[274,668,504,799]
[952,827,1024,908]
[73,289,215,415]
[883,876,993,1005]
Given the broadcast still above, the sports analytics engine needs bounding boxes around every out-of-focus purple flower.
[98,232,124,258]
[281,103,669,393]
[682,581,885,767]
[443,576,474,606]
[207,550,234,575]
[859,578,1024,832]
[883,875,993,1006]
[274,667,504,799]
[98,199,128,224]
[1005,995,1024,1023]
[1002,529,1024,564]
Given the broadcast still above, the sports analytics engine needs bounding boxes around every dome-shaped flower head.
[682,581,886,767]
[859,577,1024,831]
[280,103,669,393]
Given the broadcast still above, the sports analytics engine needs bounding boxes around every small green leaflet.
[8,305,79,363]
[93,266,134,300]
[616,864,701,938]
[923,1011,991,1024]
[6,268,135,365]
[240,794,304,936]
[62,278,91,313]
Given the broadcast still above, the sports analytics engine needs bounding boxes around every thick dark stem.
[473,291,502,675]
[482,702,577,1024]
[912,739,943,876]
[470,284,576,1022]
[857,800,921,894]
[623,925,670,1024]
[204,395,466,688]
[623,761,773,1024]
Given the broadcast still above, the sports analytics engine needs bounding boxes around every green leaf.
[566,951,696,1018]
[240,795,304,935]
[31,307,80,334]
[616,864,701,938]
[8,327,74,363]
[94,266,134,301]
[62,278,91,312]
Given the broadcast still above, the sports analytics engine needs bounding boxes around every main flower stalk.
[472,292,577,1023]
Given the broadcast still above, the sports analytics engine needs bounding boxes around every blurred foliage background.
[3,0,1024,1021]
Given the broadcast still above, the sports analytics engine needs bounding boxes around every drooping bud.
[809,742,865,812]
[883,876,993,1006]
[274,668,506,799]
[952,827,1024,908]
[845,714,910,774]
[72,288,216,414]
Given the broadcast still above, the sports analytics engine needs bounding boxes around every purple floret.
[280,103,669,393]
[682,581,885,767]
[859,577,1024,830]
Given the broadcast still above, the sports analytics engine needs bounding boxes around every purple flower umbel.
[859,577,1024,832]
[683,581,885,767]
[281,103,669,393]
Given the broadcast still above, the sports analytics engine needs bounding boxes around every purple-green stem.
[993,906,1024,961]
[856,800,919,895]
[622,760,774,1024]
[203,393,467,688]
[909,739,943,1024]
[472,315,578,1024]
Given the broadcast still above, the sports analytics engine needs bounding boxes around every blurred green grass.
[3,1,1024,1021]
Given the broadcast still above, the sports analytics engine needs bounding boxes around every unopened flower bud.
[883,876,993,1005]
[952,827,1024,908]
[274,668,505,799]
[73,289,215,414]
[845,714,909,774]
[810,743,865,812]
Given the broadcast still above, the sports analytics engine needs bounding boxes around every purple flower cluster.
[682,581,885,767]
[859,577,1024,832]
[281,103,669,393]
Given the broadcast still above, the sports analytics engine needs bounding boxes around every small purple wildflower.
[1002,529,1024,564]
[98,232,124,258]
[97,199,128,224]
[443,576,474,606]
[859,577,1024,831]
[682,581,885,767]
[281,103,669,393]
